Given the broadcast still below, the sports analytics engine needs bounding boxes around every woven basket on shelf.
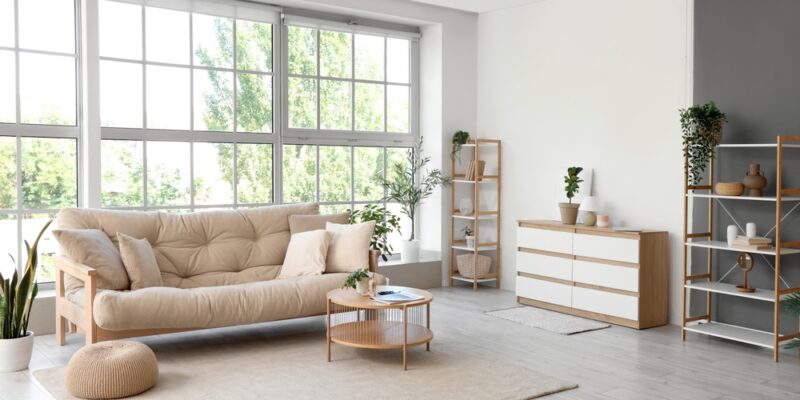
[456,254,492,278]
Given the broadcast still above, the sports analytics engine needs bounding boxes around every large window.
[0,0,79,282]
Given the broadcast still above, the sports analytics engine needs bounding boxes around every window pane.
[18,0,75,53]
[101,61,143,128]
[146,65,190,130]
[282,145,316,203]
[236,20,271,72]
[387,38,409,84]
[193,70,233,131]
[147,141,190,206]
[288,26,317,75]
[100,0,142,60]
[0,137,15,208]
[320,80,351,130]
[236,144,272,204]
[319,146,351,203]
[387,147,411,175]
[193,14,233,68]
[0,215,16,278]
[354,83,384,132]
[0,0,14,47]
[21,138,77,209]
[21,214,59,282]
[288,77,317,129]
[320,31,351,78]
[236,73,272,133]
[387,85,409,133]
[354,147,383,201]
[193,142,233,205]
[320,204,349,214]
[145,7,189,65]
[355,34,384,81]
[19,53,76,125]
[0,51,15,123]
[101,140,143,207]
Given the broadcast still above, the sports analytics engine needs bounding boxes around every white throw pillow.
[117,232,164,290]
[325,221,376,273]
[279,229,332,278]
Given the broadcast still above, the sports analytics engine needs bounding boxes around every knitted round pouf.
[65,341,158,399]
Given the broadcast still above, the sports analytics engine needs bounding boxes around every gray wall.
[694,0,800,332]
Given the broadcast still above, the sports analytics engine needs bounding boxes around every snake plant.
[0,219,52,339]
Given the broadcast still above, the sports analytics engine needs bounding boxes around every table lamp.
[579,196,600,226]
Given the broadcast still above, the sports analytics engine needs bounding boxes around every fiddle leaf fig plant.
[680,101,727,185]
[348,204,401,262]
[564,167,584,203]
[451,130,470,161]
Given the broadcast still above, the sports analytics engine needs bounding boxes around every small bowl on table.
[716,182,744,196]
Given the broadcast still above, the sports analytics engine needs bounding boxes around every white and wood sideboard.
[516,220,669,329]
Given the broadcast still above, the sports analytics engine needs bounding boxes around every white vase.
[399,240,420,263]
[0,331,34,372]
[727,225,738,246]
[356,277,370,295]
[465,235,475,249]
[459,198,474,215]
[746,223,757,238]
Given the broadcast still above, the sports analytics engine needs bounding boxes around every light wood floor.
[3,287,800,400]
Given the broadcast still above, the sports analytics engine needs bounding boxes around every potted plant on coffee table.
[343,268,372,295]
[559,167,583,225]
[348,204,401,262]
[0,220,52,372]
[679,101,727,185]
[375,137,450,262]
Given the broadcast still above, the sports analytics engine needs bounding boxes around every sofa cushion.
[325,221,375,273]
[90,273,351,330]
[279,230,331,278]
[56,203,319,289]
[288,213,349,235]
[117,233,163,290]
[53,229,130,291]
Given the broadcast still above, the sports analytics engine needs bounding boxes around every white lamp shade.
[579,196,599,212]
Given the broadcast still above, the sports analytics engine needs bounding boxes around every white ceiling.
[405,0,545,13]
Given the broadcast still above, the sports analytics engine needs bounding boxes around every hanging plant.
[679,101,727,185]
[450,130,470,161]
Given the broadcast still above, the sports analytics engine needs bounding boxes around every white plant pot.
[0,331,35,372]
[399,240,420,263]
[465,235,475,249]
[356,278,370,295]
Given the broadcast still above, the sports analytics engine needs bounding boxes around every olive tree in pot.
[375,138,450,262]
[679,101,727,185]
[0,219,51,372]
[559,167,583,225]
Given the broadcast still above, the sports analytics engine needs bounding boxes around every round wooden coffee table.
[326,286,433,370]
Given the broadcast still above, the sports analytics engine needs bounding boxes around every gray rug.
[486,306,611,335]
[34,330,577,400]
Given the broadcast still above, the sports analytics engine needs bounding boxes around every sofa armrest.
[56,255,97,281]
[368,250,379,273]
[55,255,98,345]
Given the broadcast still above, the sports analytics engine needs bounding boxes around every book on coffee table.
[371,290,424,304]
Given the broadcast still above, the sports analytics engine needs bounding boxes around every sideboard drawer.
[516,276,572,307]
[573,260,638,292]
[573,233,639,264]
[517,227,572,254]
[516,251,572,281]
[572,286,638,320]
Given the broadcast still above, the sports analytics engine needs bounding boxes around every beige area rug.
[34,328,577,400]
[486,306,611,335]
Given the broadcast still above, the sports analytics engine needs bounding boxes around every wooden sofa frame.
[55,251,380,346]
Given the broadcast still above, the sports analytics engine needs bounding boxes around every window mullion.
[188,12,194,132]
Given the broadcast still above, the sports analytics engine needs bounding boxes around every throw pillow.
[289,213,349,235]
[52,229,130,290]
[325,221,376,273]
[117,233,163,290]
[279,229,332,278]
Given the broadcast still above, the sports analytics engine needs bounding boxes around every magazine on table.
[371,287,424,303]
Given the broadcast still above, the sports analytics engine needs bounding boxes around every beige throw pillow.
[117,233,163,290]
[279,229,332,278]
[52,229,130,290]
[289,213,349,235]
[325,221,375,273]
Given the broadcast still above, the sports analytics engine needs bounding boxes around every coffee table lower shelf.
[330,320,433,349]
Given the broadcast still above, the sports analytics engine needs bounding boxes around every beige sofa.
[54,203,378,346]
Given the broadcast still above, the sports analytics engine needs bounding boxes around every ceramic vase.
[743,164,767,197]
[399,240,420,263]
[746,223,757,238]
[727,225,738,246]
[596,214,610,228]
[459,198,474,215]
[0,332,34,372]
[465,235,475,249]
[356,277,370,295]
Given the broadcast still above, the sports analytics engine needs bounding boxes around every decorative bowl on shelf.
[715,182,744,196]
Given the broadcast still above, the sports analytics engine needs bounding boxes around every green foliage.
[680,101,727,185]
[374,138,450,241]
[450,130,470,161]
[342,268,370,289]
[462,225,473,237]
[1,219,51,339]
[563,166,583,203]
[785,292,800,349]
[349,204,401,261]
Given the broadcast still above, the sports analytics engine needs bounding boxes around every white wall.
[478,0,691,323]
